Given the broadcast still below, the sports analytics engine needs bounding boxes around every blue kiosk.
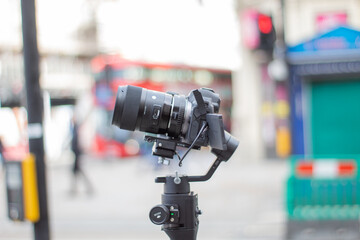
[288,26,360,156]
[286,26,360,240]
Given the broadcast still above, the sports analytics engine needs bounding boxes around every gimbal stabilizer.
[148,132,239,240]
[111,85,239,239]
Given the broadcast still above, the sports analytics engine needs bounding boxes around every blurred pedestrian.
[0,136,4,171]
[69,116,94,196]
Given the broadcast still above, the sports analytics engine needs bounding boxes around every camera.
[111,85,239,240]
[112,85,229,160]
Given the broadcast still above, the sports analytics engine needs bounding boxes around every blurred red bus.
[91,54,234,158]
[0,107,29,161]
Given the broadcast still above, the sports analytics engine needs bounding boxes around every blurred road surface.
[0,150,288,240]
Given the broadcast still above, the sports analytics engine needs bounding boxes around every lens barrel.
[112,85,142,131]
[112,85,186,137]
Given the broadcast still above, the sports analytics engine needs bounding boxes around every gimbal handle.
[150,132,238,240]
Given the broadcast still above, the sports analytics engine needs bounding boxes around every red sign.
[316,12,347,32]
[241,9,260,49]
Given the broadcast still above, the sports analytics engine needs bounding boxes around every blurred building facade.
[0,0,96,161]
[4,0,360,161]
[0,0,95,105]
[235,0,360,160]
[0,0,239,161]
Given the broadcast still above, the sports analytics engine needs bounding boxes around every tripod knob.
[149,205,170,225]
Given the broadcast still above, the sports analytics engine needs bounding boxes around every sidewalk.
[0,151,288,239]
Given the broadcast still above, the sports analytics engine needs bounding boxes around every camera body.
[180,88,220,147]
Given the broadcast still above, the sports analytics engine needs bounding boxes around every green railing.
[286,155,360,220]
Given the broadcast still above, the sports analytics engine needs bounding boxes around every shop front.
[288,26,360,156]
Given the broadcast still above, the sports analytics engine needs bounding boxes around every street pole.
[20,0,51,239]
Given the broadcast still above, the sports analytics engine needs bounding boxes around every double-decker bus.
[91,55,234,158]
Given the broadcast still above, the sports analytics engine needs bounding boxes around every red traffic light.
[258,14,273,34]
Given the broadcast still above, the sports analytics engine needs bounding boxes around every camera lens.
[112,85,187,137]
[112,85,142,131]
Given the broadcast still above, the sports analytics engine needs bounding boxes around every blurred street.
[1,1,360,240]
[0,151,287,240]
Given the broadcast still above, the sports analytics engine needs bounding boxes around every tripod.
[149,133,238,240]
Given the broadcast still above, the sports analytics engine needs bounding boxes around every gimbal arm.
[187,157,222,182]
[156,131,238,183]
[187,130,239,182]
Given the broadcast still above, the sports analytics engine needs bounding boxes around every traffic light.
[242,10,276,51]
[257,13,276,51]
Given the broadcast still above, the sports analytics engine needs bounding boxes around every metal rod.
[20,0,51,239]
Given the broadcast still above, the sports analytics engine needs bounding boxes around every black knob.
[149,205,170,225]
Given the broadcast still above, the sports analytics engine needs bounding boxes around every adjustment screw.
[158,157,170,165]
[174,171,181,184]
[170,218,175,222]
[158,157,164,164]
